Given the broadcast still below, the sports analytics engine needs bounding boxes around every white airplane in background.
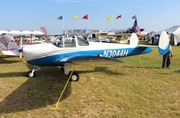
[0,30,44,35]
[0,30,45,56]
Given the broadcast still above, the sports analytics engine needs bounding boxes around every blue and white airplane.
[17,31,169,81]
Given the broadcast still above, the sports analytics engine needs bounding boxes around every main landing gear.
[63,63,79,82]
[27,65,40,78]
[27,63,80,82]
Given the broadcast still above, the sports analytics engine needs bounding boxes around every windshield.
[52,35,89,47]
[52,36,63,47]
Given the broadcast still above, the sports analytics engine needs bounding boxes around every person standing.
[162,43,173,68]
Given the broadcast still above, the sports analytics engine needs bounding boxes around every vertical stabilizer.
[133,20,138,28]
[158,31,170,55]
[131,20,138,33]
[130,33,139,46]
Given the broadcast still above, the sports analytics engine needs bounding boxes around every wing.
[0,30,44,35]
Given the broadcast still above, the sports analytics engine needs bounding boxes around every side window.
[64,38,76,47]
[71,39,76,47]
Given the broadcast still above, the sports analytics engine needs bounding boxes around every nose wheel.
[28,70,36,77]
[27,65,40,78]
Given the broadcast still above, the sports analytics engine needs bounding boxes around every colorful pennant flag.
[73,15,79,19]
[106,16,113,20]
[82,14,88,20]
[116,15,122,19]
[57,16,63,20]
[132,15,137,19]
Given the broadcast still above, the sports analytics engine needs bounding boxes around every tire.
[68,71,79,82]
[27,70,36,78]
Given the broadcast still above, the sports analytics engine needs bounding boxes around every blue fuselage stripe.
[27,47,152,66]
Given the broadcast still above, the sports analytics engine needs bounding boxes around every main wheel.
[27,70,36,78]
[68,71,79,82]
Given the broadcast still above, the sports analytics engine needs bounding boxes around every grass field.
[0,47,180,118]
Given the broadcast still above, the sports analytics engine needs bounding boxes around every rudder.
[130,33,139,46]
[158,31,170,55]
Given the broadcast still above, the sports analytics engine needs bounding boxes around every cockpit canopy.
[52,35,89,47]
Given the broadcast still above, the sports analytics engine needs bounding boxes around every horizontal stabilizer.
[2,50,20,56]
[158,31,170,55]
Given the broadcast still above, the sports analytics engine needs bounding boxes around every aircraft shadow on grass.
[76,66,125,76]
[173,70,180,74]
[122,65,162,69]
[0,64,123,114]
[0,56,21,64]
[0,66,72,114]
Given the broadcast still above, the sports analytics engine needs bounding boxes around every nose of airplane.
[22,44,42,61]
[22,45,32,61]
[22,43,53,61]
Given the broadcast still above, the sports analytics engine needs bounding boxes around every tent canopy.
[163,25,180,34]
[163,25,180,45]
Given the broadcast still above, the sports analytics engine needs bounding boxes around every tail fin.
[158,31,170,55]
[132,19,144,33]
[133,19,138,28]
[130,33,139,46]
[129,19,141,33]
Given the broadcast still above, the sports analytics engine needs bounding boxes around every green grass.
[0,47,180,118]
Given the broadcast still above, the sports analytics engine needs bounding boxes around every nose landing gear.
[27,65,40,78]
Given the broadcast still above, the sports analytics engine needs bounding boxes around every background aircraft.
[113,19,144,34]
[16,31,169,82]
[0,30,44,56]
[0,30,44,35]
[90,18,145,43]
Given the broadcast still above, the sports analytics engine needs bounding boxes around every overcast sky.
[1,0,180,34]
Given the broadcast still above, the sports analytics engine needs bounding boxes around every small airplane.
[16,30,169,81]
[0,30,45,56]
[0,27,170,81]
